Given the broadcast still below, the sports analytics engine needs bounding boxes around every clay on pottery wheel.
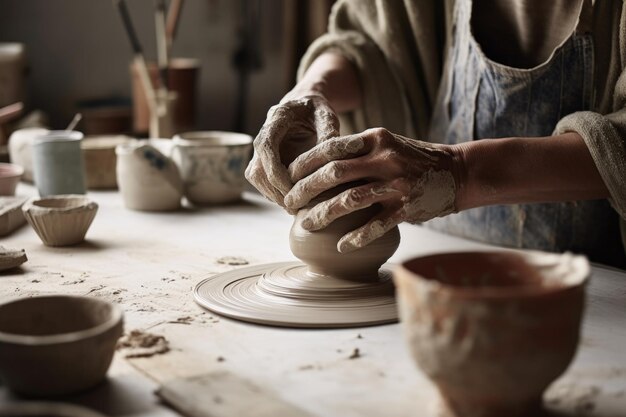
[290,203,399,280]
[393,251,590,417]
[194,187,401,328]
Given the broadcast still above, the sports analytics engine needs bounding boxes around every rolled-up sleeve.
[297,0,447,139]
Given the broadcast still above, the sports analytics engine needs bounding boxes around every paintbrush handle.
[155,0,169,89]
[115,0,143,55]
[134,55,157,112]
[166,0,184,46]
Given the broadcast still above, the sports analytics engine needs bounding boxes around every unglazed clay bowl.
[393,251,590,417]
[290,200,400,281]
[0,295,123,397]
[172,131,253,205]
[116,139,183,211]
[0,402,108,417]
[23,195,98,246]
[0,163,23,195]
[82,135,133,190]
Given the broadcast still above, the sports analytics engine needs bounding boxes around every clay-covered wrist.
[448,142,472,212]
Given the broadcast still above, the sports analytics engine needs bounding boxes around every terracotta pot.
[393,251,590,417]
[115,139,183,211]
[23,195,98,247]
[172,131,253,205]
[130,58,199,134]
[82,135,133,190]
[290,187,400,281]
[0,162,23,195]
[0,295,123,397]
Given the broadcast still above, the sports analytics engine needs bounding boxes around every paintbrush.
[113,0,160,117]
[155,0,169,90]
[166,0,184,48]
[65,113,82,131]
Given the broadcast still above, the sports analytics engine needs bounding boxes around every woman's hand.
[245,91,340,210]
[284,128,459,252]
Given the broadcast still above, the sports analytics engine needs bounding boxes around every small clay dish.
[0,295,123,397]
[393,251,590,417]
[0,163,24,196]
[23,195,98,246]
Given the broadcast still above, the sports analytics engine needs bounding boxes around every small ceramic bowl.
[172,131,253,205]
[23,195,98,246]
[0,163,24,196]
[0,295,123,397]
[82,135,133,190]
[393,251,590,417]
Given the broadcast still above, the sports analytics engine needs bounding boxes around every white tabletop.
[1,184,624,417]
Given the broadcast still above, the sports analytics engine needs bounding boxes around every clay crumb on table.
[116,330,170,358]
[216,256,249,266]
[348,348,361,360]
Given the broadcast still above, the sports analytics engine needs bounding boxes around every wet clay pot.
[393,251,590,417]
[290,188,400,280]
[0,295,123,397]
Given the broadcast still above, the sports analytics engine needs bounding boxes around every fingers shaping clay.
[195,199,401,328]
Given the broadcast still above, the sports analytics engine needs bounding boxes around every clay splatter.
[348,348,361,360]
[217,256,249,266]
[117,330,170,358]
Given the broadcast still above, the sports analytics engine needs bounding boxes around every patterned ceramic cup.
[172,131,253,205]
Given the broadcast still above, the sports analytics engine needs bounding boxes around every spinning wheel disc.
[193,262,398,328]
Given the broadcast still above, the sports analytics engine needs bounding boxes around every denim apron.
[428,0,625,266]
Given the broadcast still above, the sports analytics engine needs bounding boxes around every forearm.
[289,52,362,113]
[452,132,610,211]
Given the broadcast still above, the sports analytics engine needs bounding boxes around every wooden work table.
[1,184,625,417]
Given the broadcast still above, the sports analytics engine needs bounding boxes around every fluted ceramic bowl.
[0,295,123,397]
[23,195,98,246]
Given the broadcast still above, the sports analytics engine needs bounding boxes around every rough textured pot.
[32,130,86,196]
[7,127,49,182]
[172,131,253,205]
[23,195,98,247]
[290,187,400,280]
[0,295,123,397]
[0,246,27,271]
[82,135,132,190]
[116,139,183,211]
[0,162,23,195]
[393,251,590,417]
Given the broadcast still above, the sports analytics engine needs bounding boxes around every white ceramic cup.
[32,130,86,197]
[115,139,183,211]
[172,131,253,205]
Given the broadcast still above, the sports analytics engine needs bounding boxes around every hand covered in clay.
[245,91,340,210]
[284,128,458,253]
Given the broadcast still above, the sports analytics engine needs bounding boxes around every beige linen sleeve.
[296,0,449,139]
[554,1,626,229]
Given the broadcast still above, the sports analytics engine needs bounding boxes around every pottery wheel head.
[194,262,398,328]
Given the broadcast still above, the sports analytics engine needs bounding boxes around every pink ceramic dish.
[0,163,24,196]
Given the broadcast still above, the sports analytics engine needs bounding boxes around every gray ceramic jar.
[32,130,86,196]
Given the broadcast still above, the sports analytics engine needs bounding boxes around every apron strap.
[575,0,593,34]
